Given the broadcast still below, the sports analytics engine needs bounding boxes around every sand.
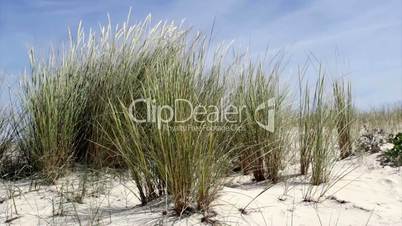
[0,145,401,226]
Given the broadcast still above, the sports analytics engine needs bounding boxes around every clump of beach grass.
[104,26,234,213]
[18,15,187,182]
[18,51,85,183]
[233,61,289,183]
[333,79,354,159]
[309,72,336,185]
[298,66,314,175]
[298,67,337,185]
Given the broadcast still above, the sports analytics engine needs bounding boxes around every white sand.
[1,147,401,226]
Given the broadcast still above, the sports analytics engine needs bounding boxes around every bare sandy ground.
[1,146,401,226]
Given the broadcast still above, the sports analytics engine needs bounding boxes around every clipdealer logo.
[128,98,275,132]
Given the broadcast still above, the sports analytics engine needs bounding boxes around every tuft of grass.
[310,72,336,185]
[298,66,314,175]
[298,68,337,185]
[19,54,85,183]
[18,16,175,181]
[233,61,289,183]
[100,20,234,213]
[333,79,354,159]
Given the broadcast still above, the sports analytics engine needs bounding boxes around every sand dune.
[1,145,401,226]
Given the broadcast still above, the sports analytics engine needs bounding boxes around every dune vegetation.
[0,16,401,224]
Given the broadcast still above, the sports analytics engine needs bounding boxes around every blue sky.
[0,0,401,109]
